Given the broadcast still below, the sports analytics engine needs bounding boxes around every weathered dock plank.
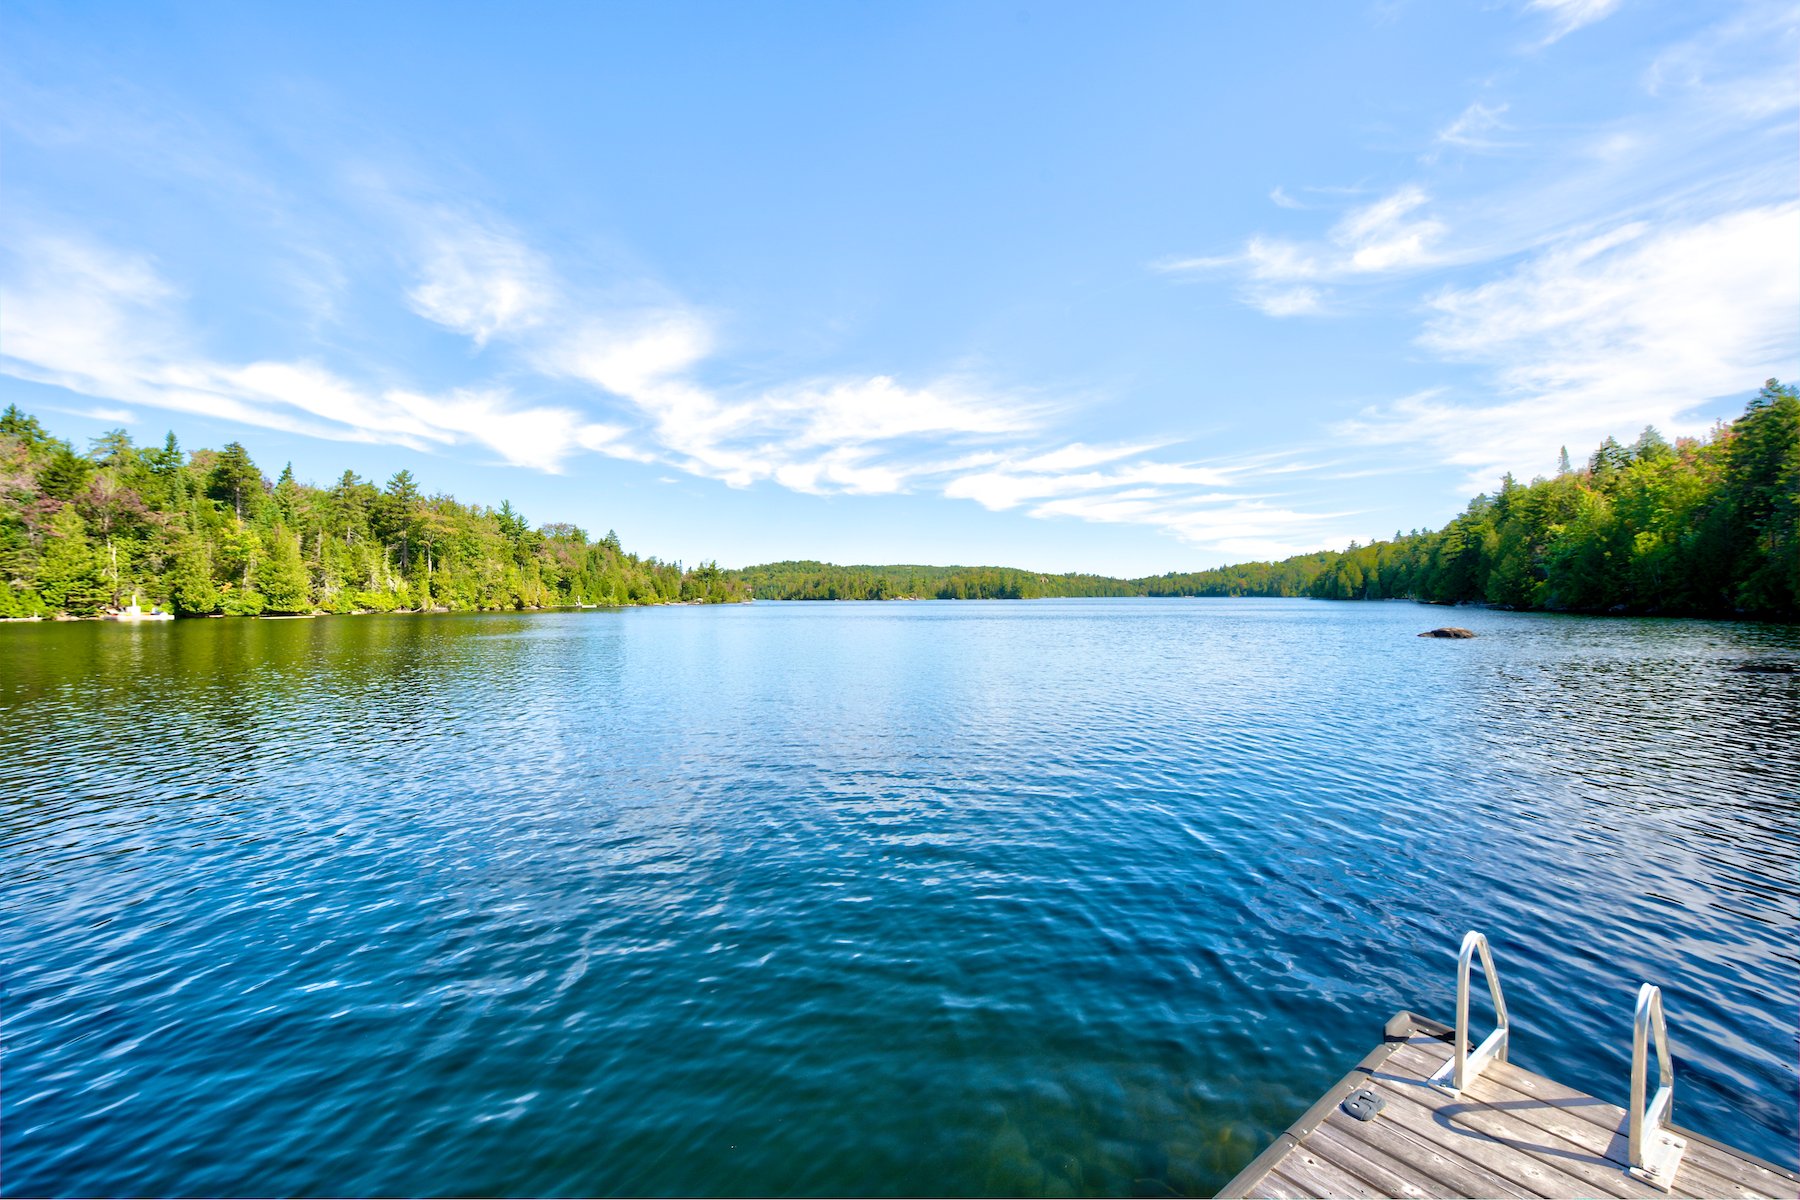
[1306,1120,1441,1199]
[1268,1143,1388,1200]
[1419,1042,1796,1199]
[1368,1041,1674,1199]
[1314,1104,1534,1200]
[1385,1040,1776,1200]
[1217,1012,1799,1199]
[1360,1071,1588,1196]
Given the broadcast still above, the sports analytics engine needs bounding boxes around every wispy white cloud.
[388,388,635,473]
[1031,491,1355,561]
[943,458,1233,514]
[1163,0,1797,338]
[536,303,1045,492]
[933,445,1355,557]
[642,373,1044,494]
[1251,286,1325,317]
[1269,185,1306,210]
[1339,202,1800,487]
[1644,2,1800,120]
[1015,440,1172,472]
[547,314,713,397]
[0,228,625,472]
[1333,185,1447,272]
[0,222,1367,562]
[1163,186,1447,284]
[406,213,555,346]
[42,403,140,425]
[1434,101,1516,152]
[1159,185,1447,315]
[1528,0,1622,45]
[324,194,1059,497]
[0,214,1070,503]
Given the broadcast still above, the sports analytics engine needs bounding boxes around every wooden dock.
[1217,1011,1798,1200]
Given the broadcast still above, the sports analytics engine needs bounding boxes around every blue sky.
[2,0,1795,575]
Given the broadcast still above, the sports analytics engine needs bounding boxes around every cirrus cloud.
[1157,185,1450,316]
[1339,202,1800,487]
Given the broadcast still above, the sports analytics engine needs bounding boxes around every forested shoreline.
[4,380,1794,622]
[730,382,1799,620]
[0,409,744,618]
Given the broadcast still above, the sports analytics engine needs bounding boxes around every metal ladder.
[1429,930,1511,1093]
[1630,982,1687,1190]
[1429,930,1687,1191]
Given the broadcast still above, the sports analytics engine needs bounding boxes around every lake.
[3,598,1796,1196]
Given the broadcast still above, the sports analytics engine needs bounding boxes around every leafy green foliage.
[0,410,746,618]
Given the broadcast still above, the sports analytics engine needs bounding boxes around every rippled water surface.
[4,599,1797,1197]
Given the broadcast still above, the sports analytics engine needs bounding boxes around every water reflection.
[3,601,1796,1196]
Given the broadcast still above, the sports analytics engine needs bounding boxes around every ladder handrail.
[1630,983,1677,1174]
[1431,930,1510,1093]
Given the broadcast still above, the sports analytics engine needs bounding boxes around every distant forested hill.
[0,410,744,618]
[733,381,1799,620]
[727,561,1141,601]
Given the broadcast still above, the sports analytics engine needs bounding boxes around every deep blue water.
[3,598,1797,1197]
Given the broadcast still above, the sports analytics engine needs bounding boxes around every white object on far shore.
[104,593,174,622]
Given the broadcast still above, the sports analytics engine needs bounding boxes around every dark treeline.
[728,561,1141,601]
[0,409,745,618]
[727,556,1342,602]
[735,381,1799,620]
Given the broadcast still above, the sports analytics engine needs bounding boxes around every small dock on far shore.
[1217,935,1798,1200]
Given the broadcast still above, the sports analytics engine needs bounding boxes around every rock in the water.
[1731,661,1797,674]
[1418,627,1477,638]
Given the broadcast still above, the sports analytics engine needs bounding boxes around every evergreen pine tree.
[207,442,266,520]
[255,526,313,613]
[35,507,110,614]
[169,538,221,616]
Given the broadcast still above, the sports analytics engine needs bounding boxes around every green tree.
[1632,426,1673,463]
[35,506,110,614]
[142,432,189,509]
[207,442,266,520]
[38,445,95,501]
[1588,436,1631,483]
[254,525,312,613]
[328,470,373,543]
[272,463,305,525]
[1485,522,1535,609]
[144,431,184,474]
[89,428,140,472]
[1,404,53,453]
[169,539,221,616]
[375,470,421,569]
[1725,380,1800,612]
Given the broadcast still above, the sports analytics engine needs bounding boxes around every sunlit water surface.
[4,599,1797,1197]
